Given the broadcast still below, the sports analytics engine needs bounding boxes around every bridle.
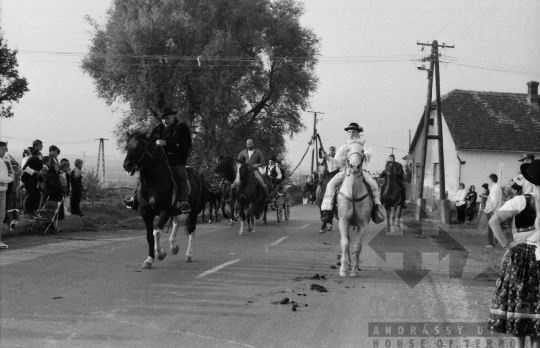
[346,150,364,177]
[130,136,158,171]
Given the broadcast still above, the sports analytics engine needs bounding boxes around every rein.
[133,137,158,171]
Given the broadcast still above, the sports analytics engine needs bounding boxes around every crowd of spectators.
[0,139,85,249]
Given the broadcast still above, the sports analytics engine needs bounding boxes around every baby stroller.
[28,197,64,235]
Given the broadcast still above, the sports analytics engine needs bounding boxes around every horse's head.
[347,142,364,176]
[214,155,236,180]
[123,132,153,175]
[233,156,249,186]
[317,163,328,184]
[384,160,396,177]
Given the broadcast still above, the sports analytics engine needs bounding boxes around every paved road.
[0,204,513,347]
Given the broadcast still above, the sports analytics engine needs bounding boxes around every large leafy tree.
[82,0,319,171]
[0,36,29,118]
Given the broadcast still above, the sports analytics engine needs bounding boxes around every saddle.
[329,177,384,224]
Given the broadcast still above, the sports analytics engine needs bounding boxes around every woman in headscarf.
[487,160,540,347]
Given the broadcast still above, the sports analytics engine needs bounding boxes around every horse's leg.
[339,219,351,277]
[169,215,181,256]
[262,200,267,224]
[208,200,213,224]
[153,213,169,261]
[386,207,392,233]
[238,202,246,235]
[350,224,367,277]
[142,213,155,269]
[213,200,219,223]
[397,206,403,230]
[184,211,198,262]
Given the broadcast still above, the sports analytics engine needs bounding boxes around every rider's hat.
[520,159,540,186]
[160,108,178,118]
[344,122,363,132]
[518,153,535,162]
[268,156,277,162]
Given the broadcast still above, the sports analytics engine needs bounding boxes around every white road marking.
[197,259,241,278]
[300,224,310,229]
[0,237,141,267]
[269,236,289,246]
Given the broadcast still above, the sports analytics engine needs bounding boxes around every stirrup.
[181,202,191,213]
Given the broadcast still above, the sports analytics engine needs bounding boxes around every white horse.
[337,142,373,277]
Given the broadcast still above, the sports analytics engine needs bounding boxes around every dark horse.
[302,174,317,204]
[214,156,237,226]
[234,157,272,234]
[201,181,223,224]
[123,133,206,268]
[315,162,335,233]
[381,161,402,233]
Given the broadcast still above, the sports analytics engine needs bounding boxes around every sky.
[1,0,539,182]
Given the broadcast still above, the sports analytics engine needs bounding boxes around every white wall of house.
[457,150,524,192]
[410,109,462,202]
[410,109,528,202]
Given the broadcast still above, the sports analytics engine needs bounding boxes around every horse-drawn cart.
[270,185,291,223]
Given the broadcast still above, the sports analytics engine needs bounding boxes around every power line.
[447,0,504,42]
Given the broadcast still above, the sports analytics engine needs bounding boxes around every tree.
[0,36,29,118]
[82,0,320,171]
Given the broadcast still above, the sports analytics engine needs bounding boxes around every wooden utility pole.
[95,138,109,182]
[306,111,324,175]
[416,40,454,200]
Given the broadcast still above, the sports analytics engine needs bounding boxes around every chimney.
[528,81,539,105]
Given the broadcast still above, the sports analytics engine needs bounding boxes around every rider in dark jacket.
[379,154,407,209]
[123,108,192,212]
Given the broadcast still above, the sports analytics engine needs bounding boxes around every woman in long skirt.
[487,160,540,347]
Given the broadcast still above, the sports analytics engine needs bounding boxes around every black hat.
[161,108,178,118]
[520,159,540,186]
[482,183,489,189]
[344,122,363,132]
[268,156,277,162]
[518,153,535,162]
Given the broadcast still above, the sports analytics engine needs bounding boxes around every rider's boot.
[123,196,139,211]
[401,189,407,209]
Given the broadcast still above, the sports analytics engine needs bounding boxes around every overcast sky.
[1,0,539,180]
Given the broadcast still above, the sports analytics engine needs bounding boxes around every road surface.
[0,204,514,347]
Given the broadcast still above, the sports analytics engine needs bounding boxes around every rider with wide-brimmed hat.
[319,122,381,221]
[124,108,192,213]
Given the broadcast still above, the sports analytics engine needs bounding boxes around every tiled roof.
[409,89,540,152]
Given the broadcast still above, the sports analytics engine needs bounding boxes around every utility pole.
[95,138,109,182]
[388,147,397,155]
[306,111,324,175]
[416,40,454,221]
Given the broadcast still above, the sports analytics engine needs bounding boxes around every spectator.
[45,146,65,227]
[455,183,467,224]
[70,159,84,216]
[2,142,21,230]
[59,158,71,216]
[465,185,478,223]
[484,173,503,248]
[486,159,540,346]
[0,141,14,249]
[511,153,535,195]
[21,147,44,218]
[477,183,490,232]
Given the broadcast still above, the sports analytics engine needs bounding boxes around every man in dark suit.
[379,154,407,209]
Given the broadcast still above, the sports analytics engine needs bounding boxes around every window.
[429,118,434,126]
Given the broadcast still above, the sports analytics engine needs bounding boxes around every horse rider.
[319,122,381,221]
[320,145,339,177]
[379,154,407,209]
[265,156,283,193]
[123,108,192,213]
[236,139,270,199]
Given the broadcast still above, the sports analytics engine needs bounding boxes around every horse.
[234,157,272,234]
[381,161,403,233]
[301,174,317,204]
[214,156,237,226]
[316,162,334,233]
[123,132,206,269]
[336,141,373,277]
[201,182,222,224]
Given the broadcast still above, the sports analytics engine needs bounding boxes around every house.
[408,81,540,204]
